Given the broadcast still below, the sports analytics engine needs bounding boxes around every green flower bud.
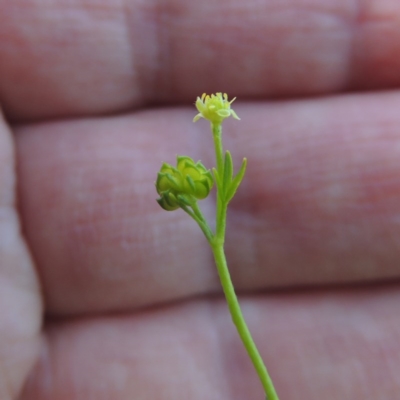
[176,156,213,200]
[156,156,213,211]
[156,163,179,192]
[156,190,180,211]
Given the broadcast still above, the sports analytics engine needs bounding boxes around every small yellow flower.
[193,93,240,125]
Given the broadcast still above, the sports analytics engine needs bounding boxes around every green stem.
[210,240,279,400]
[212,123,224,175]
[212,123,227,241]
[190,202,214,242]
[210,122,279,400]
[181,204,213,242]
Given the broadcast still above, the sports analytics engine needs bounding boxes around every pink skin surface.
[1,0,400,399]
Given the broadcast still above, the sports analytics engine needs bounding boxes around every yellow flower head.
[193,93,240,125]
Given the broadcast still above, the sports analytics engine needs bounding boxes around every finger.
[20,285,400,400]
[15,91,400,316]
[0,110,42,399]
[2,0,400,120]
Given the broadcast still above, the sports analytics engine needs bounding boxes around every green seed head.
[156,156,213,211]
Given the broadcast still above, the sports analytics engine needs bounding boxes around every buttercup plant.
[156,93,279,400]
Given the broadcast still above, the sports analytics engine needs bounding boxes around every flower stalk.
[156,93,279,399]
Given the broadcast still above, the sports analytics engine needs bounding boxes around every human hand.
[1,1,400,399]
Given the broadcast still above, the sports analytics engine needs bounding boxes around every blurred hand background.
[1,1,400,399]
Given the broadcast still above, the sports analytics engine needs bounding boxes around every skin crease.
[0,0,400,399]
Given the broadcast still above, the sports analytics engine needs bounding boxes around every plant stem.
[212,123,224,175]
[210,240,279,400]
[210,122,279,400]
[212,124,227,240]
[190,202,214,242]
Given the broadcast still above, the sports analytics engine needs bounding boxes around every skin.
[1,0,400,399]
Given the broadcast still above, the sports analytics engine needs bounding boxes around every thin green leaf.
[223,151,233,192]
[225,157,247,203]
